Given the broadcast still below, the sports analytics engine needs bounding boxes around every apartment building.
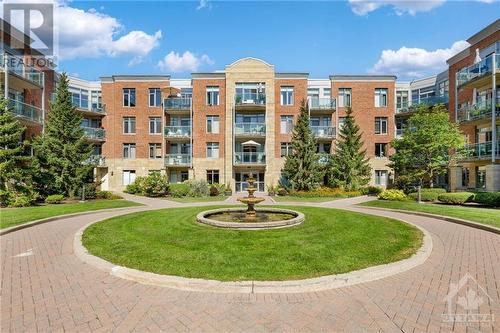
[448,19,499,192]
[1,19,56,143]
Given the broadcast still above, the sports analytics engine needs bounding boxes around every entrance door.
[235,171,265,192]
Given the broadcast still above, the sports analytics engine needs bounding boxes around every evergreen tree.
[33,73,94,197]
[327,107,371,190]
[281,100,323,191]
[0,97,37,205]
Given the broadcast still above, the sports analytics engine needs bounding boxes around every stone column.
[449,166,463,191]
[485,164,500,192]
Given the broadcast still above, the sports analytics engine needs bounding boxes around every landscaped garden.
[82,205,423,281]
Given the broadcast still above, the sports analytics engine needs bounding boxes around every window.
[280,87,294,106]
[338,117,347,130]
[206,142,219,158]
[149,117,162,134]
[91,90,102,111]
[123,117,136,134]
[280,142,293,157]
[323,88,331,97]
[149,143,162,159]
[374,117,388,134]
[206,115,220,133]
[206,170,220,184]
[438,80,449,97]
[122,170,136,186]
[280,115,294,134]
[375,143,388,158]
[123,88,136,107]
[396,91,409,110]
[123,144,136,159]
[149,88,161,107]
[206,86,220,106]
[69,88,89,109]
[375,170,388,186]
[338,88,351,107]
[375,88,388,107]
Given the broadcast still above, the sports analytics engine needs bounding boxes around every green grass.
[167,196,228,203]
[0,200,142,229]
[273,196,343,202]
[82,205,422,281]
[360,200,500,228]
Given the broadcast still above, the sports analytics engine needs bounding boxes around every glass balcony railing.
[82,127,106,140]
[396,102,410,113]
[457,102,500,123]
[234,123,266,136]
[311,126,336,138]
[164,126,191,138]
[8,99,43,124]
[235,92,266,106]
[86,155,106,166]
[1,54,44,86]
[457,54,499,87]
[234,152,266,164]
[463,141,500,160]
[164,97,192,110]
[91,104,105,113]
[412,95,449,107]
[309,97,336,110]
[165,154,192,166]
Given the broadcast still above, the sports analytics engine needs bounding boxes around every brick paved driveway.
[1,196,499,332]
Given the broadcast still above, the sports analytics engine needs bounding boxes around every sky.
[8,0,499,81]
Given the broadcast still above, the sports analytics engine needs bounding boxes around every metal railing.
[164,126,191,137]
[165,154,192,166]
[164,97,192,110]
[457,102,500,123]
[412,95,449,107]
[234,122,266,135]
[457,54,499,87]
[235,92,266,106]
[309,97,336,110]
[82,127,106,140]
[234,152,266,164]
[86,155,106,166]
[463,141,500,160]
[8,99,43,124]
[311,126,336,138]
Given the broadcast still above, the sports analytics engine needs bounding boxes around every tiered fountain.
[196,173,304,229]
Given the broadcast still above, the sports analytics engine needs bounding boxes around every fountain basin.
[197,208,305,230]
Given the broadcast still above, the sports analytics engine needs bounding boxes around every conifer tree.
[33,73,94,196]
[281,100,323,191]
[328,107,371,190]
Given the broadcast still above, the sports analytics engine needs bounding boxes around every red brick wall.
[274,78,308,158]
[102,80,168,159]
[192,79,226,158]
[331,80,396,157]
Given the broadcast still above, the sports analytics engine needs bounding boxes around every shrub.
[278,188,289,196]
[437,192,474,205]
[169,183,190,198]
[209,185,219,196]
[141,173,169,197]
[0,189,14,207]
[362,186,383,196]
[290,187,360,198]
[45,194,64,204]
[379,189,407,201]
[408,188,447,202]
[187,179,210,197]
[76,182,101,199]
[473,192,500,207]
[95,191,122,200]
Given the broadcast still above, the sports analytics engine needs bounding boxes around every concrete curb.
[0,203,144,236]
[362,206,500,235]
[73,210,432,294]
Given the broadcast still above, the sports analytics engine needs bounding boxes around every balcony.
[311,126,336,140]
[164,126,191,139]
[397,95,449,115]
[164,97,192,113]
[309,98,336,112]
[457,102,500,124]
[457,54,500,88]
[234,152,266,165]
[235,92,266,110]
[82,127,106,141]
[165,154,192,166]
[8,99,43,125]
[1,54,44,88]
[462,141,500,161]
[86,155,106,166]
[234,123,266,137]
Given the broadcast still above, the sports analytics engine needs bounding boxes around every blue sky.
[52,0,499,81]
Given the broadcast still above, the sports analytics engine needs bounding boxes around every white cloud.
[348,0,446,15]
[158,51,214,72]
[196,0,212,10]
[2,1,162,63]
[370,40,470,78]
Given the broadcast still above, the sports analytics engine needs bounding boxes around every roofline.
[100,75,170,82]
[330,75,397,81]
[191,73,226,79]
[275,72,309,79]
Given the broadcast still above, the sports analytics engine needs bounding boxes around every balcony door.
[235,171,265,192]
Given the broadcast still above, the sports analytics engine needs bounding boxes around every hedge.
[45,194,64,204]
[473,192,500,207]
[378,189,407,201]
[437,192,474,205]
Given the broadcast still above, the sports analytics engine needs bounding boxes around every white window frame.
[149,143,162,159]
[375,117,388,135]
[206,86,220,106]
[149,88,161,107]
[206,115,220,134]
[280,86,294,106]
[375,88,388,107]
[123,117,136,134]
[149,117,162,134]
[280,142,293,157]
[206,142,219,158]
[123,88,136,107]
[280,115,294,134]
[122,170,136,185]
[375,170,388,186]
[338,88,352,107]
[375,143,387,158]
[123,143,136,159]
[206,170,220,184]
